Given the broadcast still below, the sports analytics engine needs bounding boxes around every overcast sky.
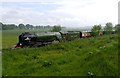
[0,0,119,27]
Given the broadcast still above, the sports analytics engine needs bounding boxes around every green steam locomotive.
[15,31,82,48]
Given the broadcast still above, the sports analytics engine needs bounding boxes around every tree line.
[91,22,120,36]
[0,22,58,30]
[0,22,120,34]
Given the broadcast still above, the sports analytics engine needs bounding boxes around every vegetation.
[2,30,50,49]
[51,25,62,32]
[91,22,120,36]
[18,24,26,29]
[1,22,55,30]
[2,23,17,30]
[115,24,120,34]
[2,30,118,76]
[0,23,2,30]
[0,30,1,76]
[104,22,113,34]
[1,22,119,35]
[91,24,102,36]
[1,22,119,76]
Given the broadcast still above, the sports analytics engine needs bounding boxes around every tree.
[104,22,113,34]
[0,22,3,30]
[51,25,61,32]
[26,24,34,29]
[18,24,25,29]
[91,24,102,36]
[115,24,120,34]
[2,24,17,30]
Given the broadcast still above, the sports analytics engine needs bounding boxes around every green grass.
[2,29,49,49]
[0,30,2,77]
[2,30,119,76]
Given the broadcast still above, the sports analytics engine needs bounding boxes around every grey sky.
[0,0,119,27]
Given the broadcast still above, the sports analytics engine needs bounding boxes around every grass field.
[0,30,2,77]
[2,29,49,49]
[2,30,119,76]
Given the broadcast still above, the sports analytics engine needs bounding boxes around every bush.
[51,25,61,32]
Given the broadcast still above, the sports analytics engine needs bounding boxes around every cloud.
[0,0,119,27]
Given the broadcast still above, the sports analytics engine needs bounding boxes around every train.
[15,31,92,48]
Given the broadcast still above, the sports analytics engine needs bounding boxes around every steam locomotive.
[15,31,90,48]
